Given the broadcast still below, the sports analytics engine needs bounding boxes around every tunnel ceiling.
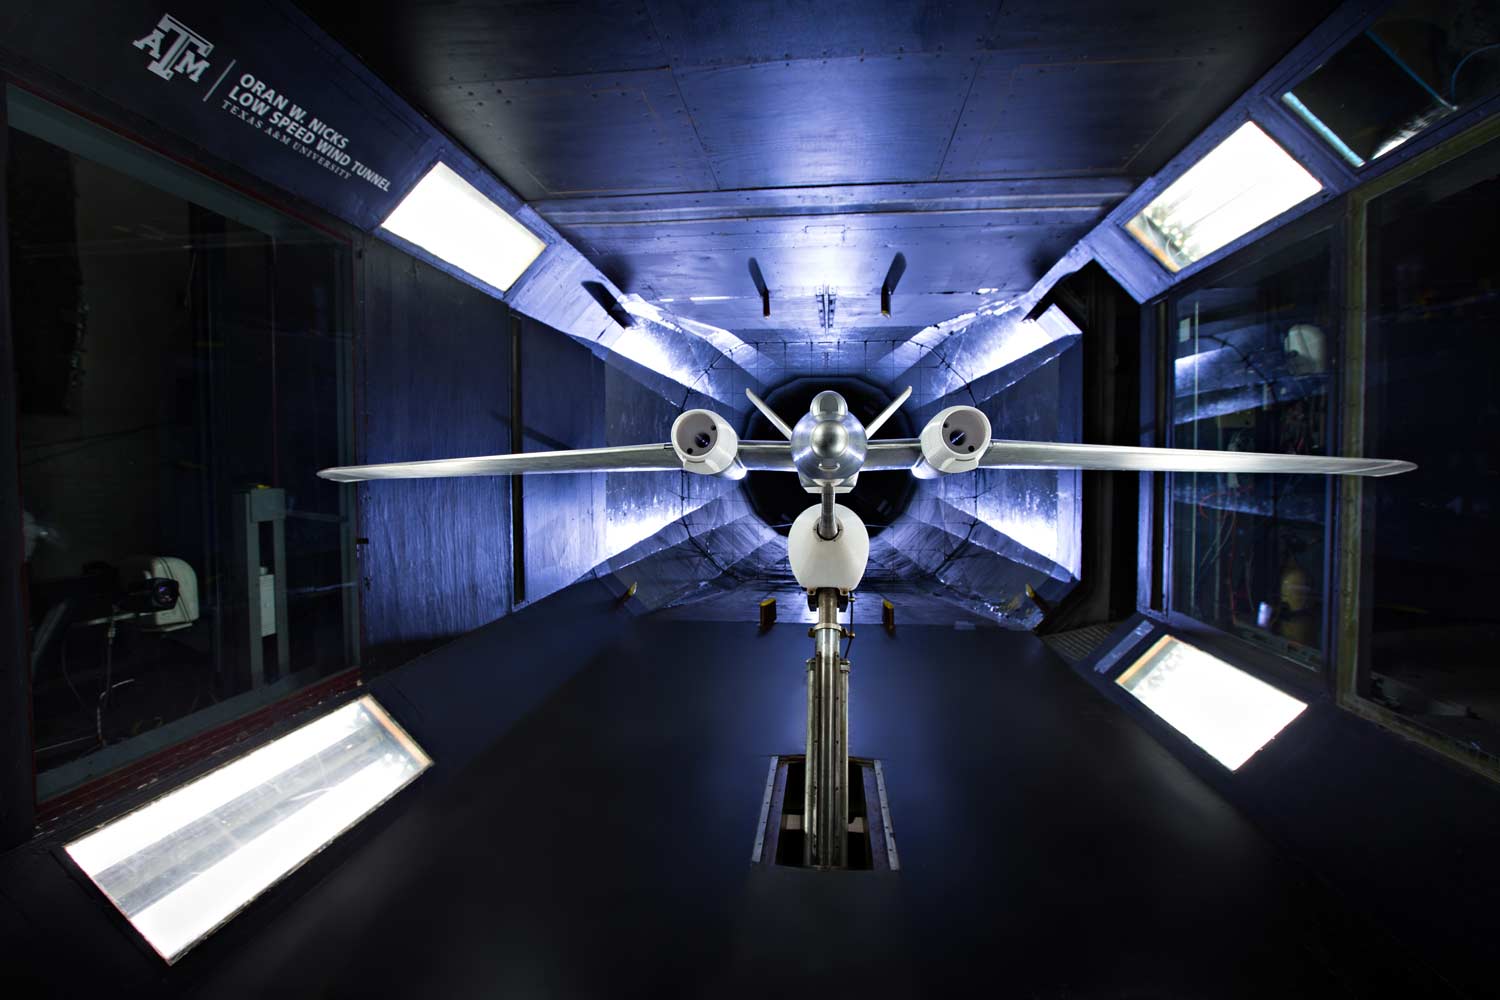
[297,0,1342,626]
[300,0,1338,337]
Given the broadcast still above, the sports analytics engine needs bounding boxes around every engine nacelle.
[788,503,869,593]
[914,405,991,478]
[671,408,742,476]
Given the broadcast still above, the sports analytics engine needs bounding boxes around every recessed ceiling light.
[380,161,546,292]
[1116,635,1307,770]
[1125,122,1322,273]
[65,696,430,963]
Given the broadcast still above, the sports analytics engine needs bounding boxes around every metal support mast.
[817,483,839,540]
[805,586,849,868]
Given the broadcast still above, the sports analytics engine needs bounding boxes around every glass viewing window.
[8,87,359,800]
[1282,0,1500,169]
[1168,220,1335,667]
[64,696,430,963]
[1116,635,1307,770]
[380,161,546,293]
[1125,122,1323,272]
[1359,132,1500,761]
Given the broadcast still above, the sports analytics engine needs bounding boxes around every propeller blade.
[318,443,680,482]
[980,440,1415,477]
[745,388,793,440]
[864,385,912,437]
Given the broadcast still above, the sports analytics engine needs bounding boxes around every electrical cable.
[1450,43,1500,102]
[59,631,85,710]
[20,423,167,468]
[842,594,856,661]
[95,619,115,747]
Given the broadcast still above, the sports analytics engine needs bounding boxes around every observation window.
[1283,0,1500,168]
[1167,219,1336,668]
[1126,122,1322,273]
[7,88,358,799]
[1360,131,1500,760]
[64,695,429,962]
[1116,635,1307,770]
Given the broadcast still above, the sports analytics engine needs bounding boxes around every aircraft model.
[319,388,1415,868]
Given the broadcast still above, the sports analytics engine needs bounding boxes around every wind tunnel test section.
[2,0,1497,996]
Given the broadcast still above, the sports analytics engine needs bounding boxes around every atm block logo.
[133,14,213,83]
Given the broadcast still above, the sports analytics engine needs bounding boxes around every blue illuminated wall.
[358,239,512,662]
[514,299,1087,628]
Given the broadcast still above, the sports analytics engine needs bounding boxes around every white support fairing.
[788,503,869,593]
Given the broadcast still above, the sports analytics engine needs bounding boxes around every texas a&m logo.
[133,14,213,83]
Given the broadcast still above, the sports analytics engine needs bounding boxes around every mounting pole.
[817,483,839,540]
[805,586,849,868]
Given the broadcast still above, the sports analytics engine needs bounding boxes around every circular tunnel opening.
[742,376,916,537]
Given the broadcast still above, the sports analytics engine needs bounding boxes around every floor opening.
[752,755,898,871]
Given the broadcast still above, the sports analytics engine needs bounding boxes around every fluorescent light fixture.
[65,696,430,962]
[1125,122,1322,272]
[380,161,545,292]
[688,295,733,302]
[1116,635,1306,770]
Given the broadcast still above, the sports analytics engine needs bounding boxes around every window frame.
[1,74,367,838]
[1147,200,1348,690]
[1267,2,1500,176]
[1335,111,1500,782]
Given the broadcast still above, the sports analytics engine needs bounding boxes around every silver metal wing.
[318,441,803,482]
[319,439,1415,482]
[318,443,682,482]
[856,439,1416,477]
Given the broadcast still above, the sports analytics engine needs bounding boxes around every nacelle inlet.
[913,405,991,478]
[671,408,742,477]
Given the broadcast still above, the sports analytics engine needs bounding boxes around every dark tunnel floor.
[179,618,1451,999]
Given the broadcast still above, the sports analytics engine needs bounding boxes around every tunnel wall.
[358,239,515,664]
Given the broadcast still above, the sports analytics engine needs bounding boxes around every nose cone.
[791,391,867,485]
[810,420,849,459]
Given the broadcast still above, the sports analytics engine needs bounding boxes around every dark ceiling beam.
[531,176,1136,226]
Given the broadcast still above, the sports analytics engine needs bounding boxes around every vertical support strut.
[805,586,849,868]
[817,483,839,540]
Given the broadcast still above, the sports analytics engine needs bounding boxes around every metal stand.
[817,483,839,540]
[805,586,850,868]
[231,487,289,689]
